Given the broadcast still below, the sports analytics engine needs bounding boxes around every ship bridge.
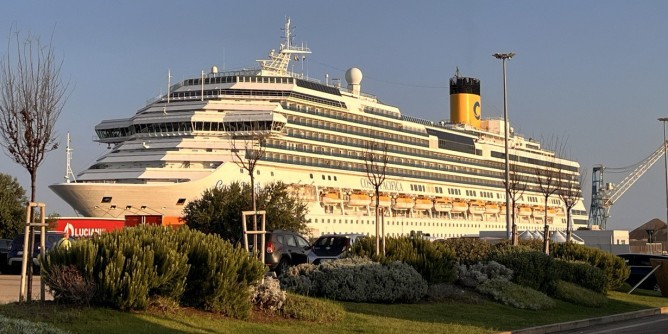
[94,104,287,143]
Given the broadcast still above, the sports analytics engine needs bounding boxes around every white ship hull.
[50,19,589,239]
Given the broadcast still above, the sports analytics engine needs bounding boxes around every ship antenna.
[201,70,205,101]
[163,69,171,114]
[64,132,76,183]
[257,17,311,76]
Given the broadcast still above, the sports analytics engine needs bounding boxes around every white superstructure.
[50,19,588,238]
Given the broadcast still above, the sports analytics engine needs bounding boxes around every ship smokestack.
[345,67,363,96]
[450,69,481,129]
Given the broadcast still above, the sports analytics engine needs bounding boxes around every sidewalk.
[498,307,668,334]
[0,275,53,304]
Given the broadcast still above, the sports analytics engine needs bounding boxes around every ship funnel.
[345,67,363,96]
[450,70,481,129]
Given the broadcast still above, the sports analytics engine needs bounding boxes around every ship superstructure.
[50,19,588,238]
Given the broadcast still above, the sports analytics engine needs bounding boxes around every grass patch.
[0,292,666,334]
[553,281,607,307]
[280,293,344,322]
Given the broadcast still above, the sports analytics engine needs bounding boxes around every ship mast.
[64,132,76,183]
[257,17,311,76]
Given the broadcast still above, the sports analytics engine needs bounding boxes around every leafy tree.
[183,181,308,242]
[0,173,26,238]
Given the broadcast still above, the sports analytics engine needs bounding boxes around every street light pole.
[494,52,515,242]
[658,118,668,228]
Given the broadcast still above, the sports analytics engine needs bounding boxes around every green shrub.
[280,293,344,322]
[42,265,96,306]
[476,278,556,310]
[424,283,485,304]
[252,277,286,313]
[550,242,629,291]
[281,257,427,303]
[349,236,457,284]
[555,259,607,293]
[279,263,319,296]
[438,238,494,265]
[457,261,513,288]
[553,280,608,307]
[42,225,265,318]
[491,248,558,294]
[179,230,265,319]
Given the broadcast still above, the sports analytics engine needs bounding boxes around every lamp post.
[658,118,668,228]
[494,52,515,242]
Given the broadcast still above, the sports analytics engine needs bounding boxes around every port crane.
[588,142,668,230]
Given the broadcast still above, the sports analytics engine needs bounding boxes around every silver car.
[307,233,366,264]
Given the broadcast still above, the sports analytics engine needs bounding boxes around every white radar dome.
[211,65,219,74]
[345,67,363,85]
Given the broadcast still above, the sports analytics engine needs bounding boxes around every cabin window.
[176,198,186,205]
[101,197,112,203]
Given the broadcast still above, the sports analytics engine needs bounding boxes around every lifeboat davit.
[393,195,415,210]
[434,197,453,212]
[321,191,343,204]
[532,206,545,218]
[468,200,486,215]
[451,199,469,213]
[348,192,371,207]
[414,197,434,210]
[485,202,500,214]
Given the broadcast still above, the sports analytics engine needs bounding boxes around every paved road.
[0,274,52,304]
[552,314,668,334]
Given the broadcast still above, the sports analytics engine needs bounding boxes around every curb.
[497,307,668,334]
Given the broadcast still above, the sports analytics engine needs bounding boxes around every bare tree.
[363,141,389,256]
[534,140,565,255]
[506,159,528,246]
[0,30,68,301]
[559,169,586,243]
[232,136,266,254]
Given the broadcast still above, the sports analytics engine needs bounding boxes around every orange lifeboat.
[500,204,507,215]
[393,195,415,210]
[414,197,433,210]
[373,194,392,208]
[484,202,500,214]
[348,192,371,207]
[468,200,486,215]
[532,206,545,218]
[547,207,558,217]
[517,205,532,217]
[321,191,343,205]
[434,197,453,212]
[451,199,469,213]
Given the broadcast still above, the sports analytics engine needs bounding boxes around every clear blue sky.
[1,1,667,231]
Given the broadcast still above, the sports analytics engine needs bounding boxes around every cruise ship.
[50,19,588,239]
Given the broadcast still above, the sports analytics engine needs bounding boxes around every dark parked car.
[6,231,66,273]
[248,230,311,273]
[307,233,365,265]
[617,253,668,291]
[0,239,12,273]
